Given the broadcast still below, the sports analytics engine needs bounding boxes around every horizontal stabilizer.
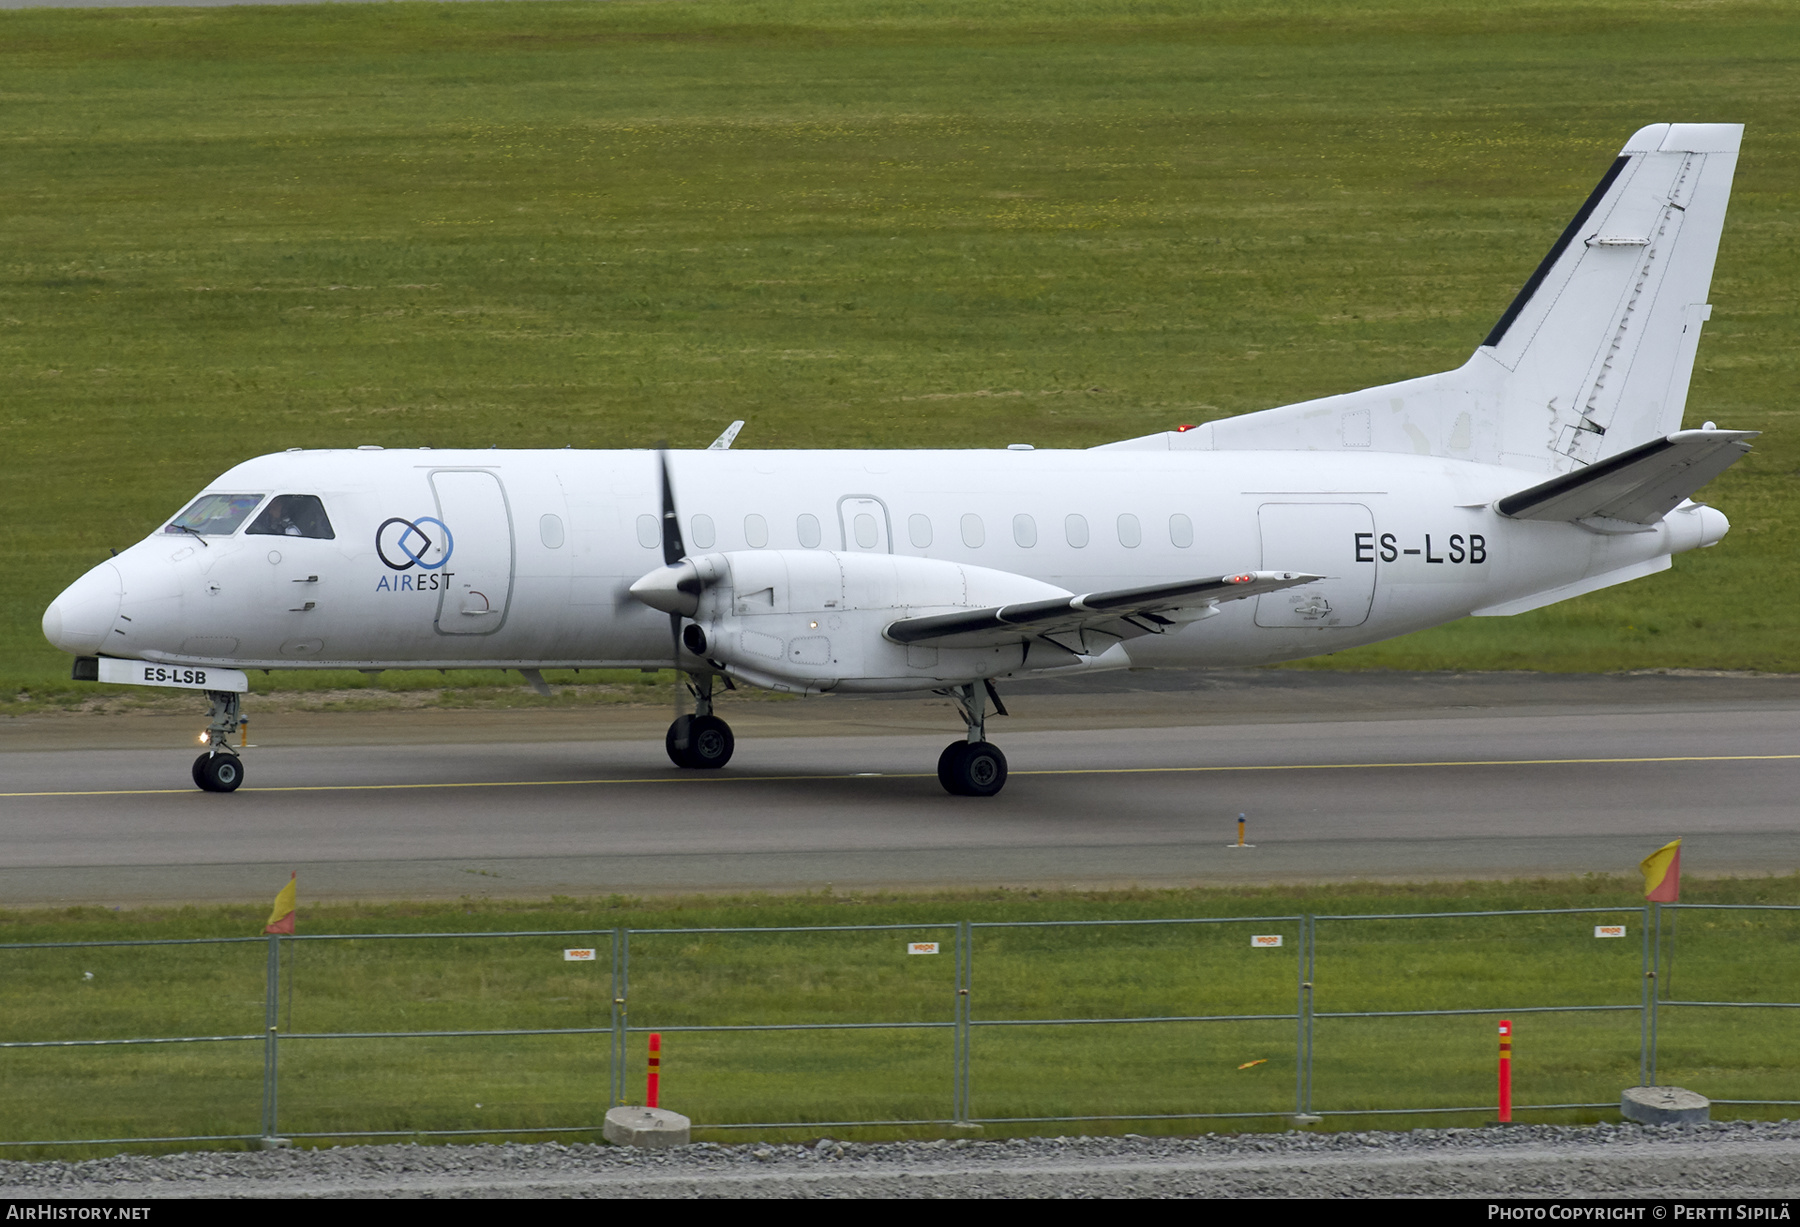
[1495,428,1755,526]
[884,570,1318,651]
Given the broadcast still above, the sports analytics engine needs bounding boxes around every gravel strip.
[4,1120,1800,1198]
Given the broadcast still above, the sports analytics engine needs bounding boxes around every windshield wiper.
[170,523,210,547]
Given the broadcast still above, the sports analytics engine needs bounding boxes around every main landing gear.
[192,689,245,793]
[666,672,735,770]
[937,681,1009,797]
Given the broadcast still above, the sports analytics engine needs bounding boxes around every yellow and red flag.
[1639,839,1682,903]
[264,872,296,934]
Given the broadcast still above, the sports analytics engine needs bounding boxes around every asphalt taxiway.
[2,670,1796,905]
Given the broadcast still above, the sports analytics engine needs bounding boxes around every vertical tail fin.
[1104,124,1743,475]
[1480,123,1741,469]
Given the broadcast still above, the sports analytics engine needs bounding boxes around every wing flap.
[1496,428,1755,526]
[884,570,1319,649]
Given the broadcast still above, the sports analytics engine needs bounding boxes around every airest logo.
[376,516,455,571]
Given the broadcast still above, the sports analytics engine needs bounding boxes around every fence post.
[1649,903,1662,1085]
[954,920,971,1124]
[261,934,281,1144]
[1303,914,1317,1116]
[1294,915,1309,1118]
[610,927,628,1108]
[1639,904,1652,1088]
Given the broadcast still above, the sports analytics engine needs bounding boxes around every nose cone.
[43,562,123,655]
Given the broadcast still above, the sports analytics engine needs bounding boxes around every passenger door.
[430,470,515,636]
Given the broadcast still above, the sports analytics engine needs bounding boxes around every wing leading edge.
[884,570,1320,655]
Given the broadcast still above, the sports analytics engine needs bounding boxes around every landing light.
[199,732,210,744]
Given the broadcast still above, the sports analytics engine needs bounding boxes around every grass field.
[2,0,1798,708]
[2,877,1797,1153]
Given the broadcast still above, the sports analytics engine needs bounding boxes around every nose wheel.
[189,689,247,793]
[193,751,244,793]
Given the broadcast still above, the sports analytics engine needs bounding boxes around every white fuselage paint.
[52,446,1725,686]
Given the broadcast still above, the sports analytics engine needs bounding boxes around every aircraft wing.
[1497,428,1756,527]
[883,570,1319,653]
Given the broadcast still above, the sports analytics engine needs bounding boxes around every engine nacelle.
[646,551,1076,694]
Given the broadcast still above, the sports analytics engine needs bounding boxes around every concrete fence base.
[1621,1086,1710,1126]
[604,1106,692,1148]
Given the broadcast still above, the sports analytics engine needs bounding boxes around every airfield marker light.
[240,716,249,749]
[647,1033,662,1109]
[1498,1020,1513,1123]
[1227,814,1254,849]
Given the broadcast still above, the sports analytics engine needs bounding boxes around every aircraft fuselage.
[45,445,1725,680]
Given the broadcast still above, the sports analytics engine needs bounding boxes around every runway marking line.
[4,753,1796,798]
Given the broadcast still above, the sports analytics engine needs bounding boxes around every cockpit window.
[247,494,336,540]
[164,493,264,537]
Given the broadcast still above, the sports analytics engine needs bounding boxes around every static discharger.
[1227,813,1255,849]
[647,1033,662,1109]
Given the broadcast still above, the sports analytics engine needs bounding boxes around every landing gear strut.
[192,689,245,793]
[666,672,735,769]
[937,681,1009,797]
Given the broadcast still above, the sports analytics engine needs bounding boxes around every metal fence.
[2,903,1795,1150]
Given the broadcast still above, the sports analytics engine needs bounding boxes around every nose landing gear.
[936,681,1009,797]
[193,689,246,793]
[665,673,735,770]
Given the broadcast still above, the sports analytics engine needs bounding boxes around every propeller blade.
[657,444,688,730]
[658,444,686,567]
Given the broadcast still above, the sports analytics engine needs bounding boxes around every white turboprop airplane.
[43,122,1755,797]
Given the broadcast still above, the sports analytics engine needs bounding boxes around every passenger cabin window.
[1169,513,1194,548]
[744,514,769,548]
[636,514,660,549]
[166,493,263,537]
[1013,514,1037,548]
[247,494,336,540]
[961,514,985,549]
[797,513,822,549]
[1065,514,1089,548]
[690,514,716,550]
[909,514,932,549]
[1117,513,1142,548]
[539,514,565,549]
